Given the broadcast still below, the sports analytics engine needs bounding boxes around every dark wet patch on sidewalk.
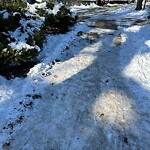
[89,19,118,30]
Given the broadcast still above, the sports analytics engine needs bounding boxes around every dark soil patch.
[90,19,118,30]
[0,61,37,79]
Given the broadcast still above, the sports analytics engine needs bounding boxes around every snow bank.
[120,23,150,114]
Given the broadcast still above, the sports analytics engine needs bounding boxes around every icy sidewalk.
[0,3,150,150]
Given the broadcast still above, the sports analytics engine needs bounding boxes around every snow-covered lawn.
[0,2,150,149]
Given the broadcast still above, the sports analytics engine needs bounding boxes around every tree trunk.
[135,0,143,10]
[143,0,147,10]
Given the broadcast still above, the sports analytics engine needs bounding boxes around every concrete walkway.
[5,4,150,150]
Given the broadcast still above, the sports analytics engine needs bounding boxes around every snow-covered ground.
[0,2,150,150]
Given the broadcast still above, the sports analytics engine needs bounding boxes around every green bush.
[0,46,39,69]
[46,0,55,9]
[0,1,39,69]
[0,0,77,71]
[34,27,46,48]
[0,13,22,32]
[44,5,77,33]
[0,1,27,13]
[37,0,77,33]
